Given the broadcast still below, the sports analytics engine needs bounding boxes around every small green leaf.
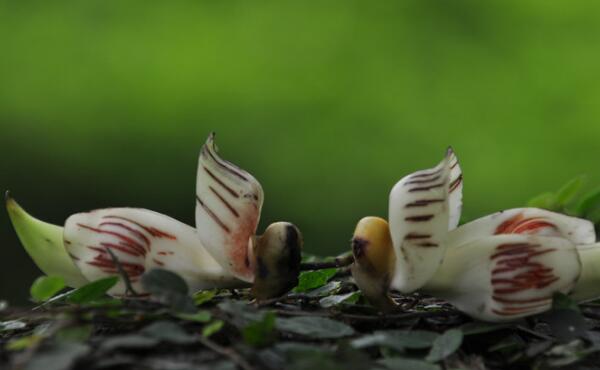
[176,311,212,323]
[22,342,90,370]
[352,330,438,351]
[319,291,359,308]
[555,176,586,208]
[243,312,276,347]
[141,268,188,295]
[6,334,42,351]
[141,269,196,313]
[527,192,557,210]
[276,316,355,338]
[576,188,600,219]
[30,276,65,302]
[426,329,463,362]
[140,321,196,344]
[293,268,337,293]
[55,325,93,343]
[203,320,224,337]
[0,320,27,333]
[66,276,119,304]
[459,322,512,336]
[193,289,217,305]
[552,292,580,312]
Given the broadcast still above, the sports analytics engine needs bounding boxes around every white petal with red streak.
[64,208,240,296]
[388,150,454,292]
[447,208,596,248]
[429,234,581,322]
[195,133,264,282]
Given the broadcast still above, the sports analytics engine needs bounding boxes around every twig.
[198,336,256,370]
[300,253,354,271]
[105,247,140,297]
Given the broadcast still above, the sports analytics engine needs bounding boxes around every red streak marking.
[405,199,445,208]
[203,145,249,181]
[405,232,432,239]
[102,216,177,240]
[405,214,435,222]
[99,242,145,257]
[405,175,441,185]
[153,258,165,266]
[494,213,558,235]
[449,175,463,193]
[408,183,445,192]
[99,221,151,248]
[204,166,240,198]
[492,295,551,304]
[415,242,438,247]
[490,241,560,316]
[77,223,148,254]
[209,186,240,217]
[410,167,443,179]
[196,195,231,233]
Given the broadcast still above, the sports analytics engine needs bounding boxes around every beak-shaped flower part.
[7,195,242,296]
[6,193,88,288]
[196,133,303,297]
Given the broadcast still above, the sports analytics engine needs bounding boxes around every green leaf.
[426,329,463,362]
[6,334,42,351]
[379,358,441,370]
[305,281,341,297]
[526,192,557,210]
[552,292,580,312]
[319,291,359,308]
[576,188,600,219]
[22,342,90,370]
[141,269,196,313]
[193,289,217,305]
[243,311,276,347]
[140,321,196,344]
[276,316,355,338]
[555,176,586,208]
[217,300,263,326]
[0,320,27,333]
[176,311,212,323]
[203,320,224,338]
[293,268,338,293]
[352,330,438,351]
[459,322,512,336]
[30,276,66,302]
[66,276,119,304]
[55,325,93,343]
[141,268,188,295]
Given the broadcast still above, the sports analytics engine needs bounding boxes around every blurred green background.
[1,0,600,304]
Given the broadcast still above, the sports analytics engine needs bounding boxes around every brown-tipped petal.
[427,234,581,322]
[447,208,596,248]
[65,208,242,296]
[251,222,302,300]
[196,133,264,282]
[350,217,398,312]
[388,150,456,292]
